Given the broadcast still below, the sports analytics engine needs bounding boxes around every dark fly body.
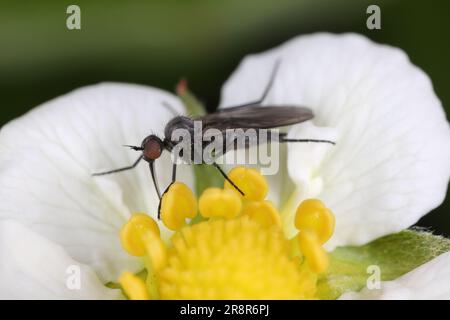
[93,61,335,218]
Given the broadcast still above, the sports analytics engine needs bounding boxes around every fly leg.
[162,101,180,117]
[224,59,281,108]
[279,133,336,145]
[212,163,244,196]
[157,162,177,219]
[92,155,143,176]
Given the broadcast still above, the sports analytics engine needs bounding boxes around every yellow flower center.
[118,166,335,300]
[162,217,317,299]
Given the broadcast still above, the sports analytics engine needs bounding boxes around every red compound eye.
[143,137,162,160]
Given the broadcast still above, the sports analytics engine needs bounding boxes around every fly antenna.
[123,145,144,151]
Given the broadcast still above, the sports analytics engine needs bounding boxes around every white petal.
[0,83,194,282]
[0,220,122,299]
[220,33,450,247]
[340,252,450,300]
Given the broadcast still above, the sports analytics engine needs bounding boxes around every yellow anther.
[198,188,242,219]
[295,199,335,244]
[224,167,268,201]
[119,271,150,300]
[160,182,197,231]
[117,167,338,300]
[143,230,168,272]
[242,200,281,228]
[297,230,329,274]
[158,217,317,299]
[120,213,160,257]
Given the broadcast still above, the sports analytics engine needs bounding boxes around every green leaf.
[317,229,450,300]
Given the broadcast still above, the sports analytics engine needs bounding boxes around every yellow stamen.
[224,167,268,201]
[120,213,160,257]
[242,200,281,228]
[119,271,150,300]
[158,217,316,299]
[160,182,197,231]
[295,199,335,244]
[143,230,168,272]
[117,166,336,300]
[297,230,329,274]
[199,188,242,219]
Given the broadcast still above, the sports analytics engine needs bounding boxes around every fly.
[92,61,335,218]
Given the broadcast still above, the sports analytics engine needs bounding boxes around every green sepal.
[177,80,207,117]
[317,229,450,299]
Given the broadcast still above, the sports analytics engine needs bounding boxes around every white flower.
[0,33,449,299]
[0,83,193,298]
[0,220,122,299]
[220,33,450,249]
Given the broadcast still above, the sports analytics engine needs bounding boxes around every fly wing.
[197,105,314,130]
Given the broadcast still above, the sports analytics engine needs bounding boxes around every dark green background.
[1,0,449,234]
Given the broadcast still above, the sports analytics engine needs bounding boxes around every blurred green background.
[1,0,449,235]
